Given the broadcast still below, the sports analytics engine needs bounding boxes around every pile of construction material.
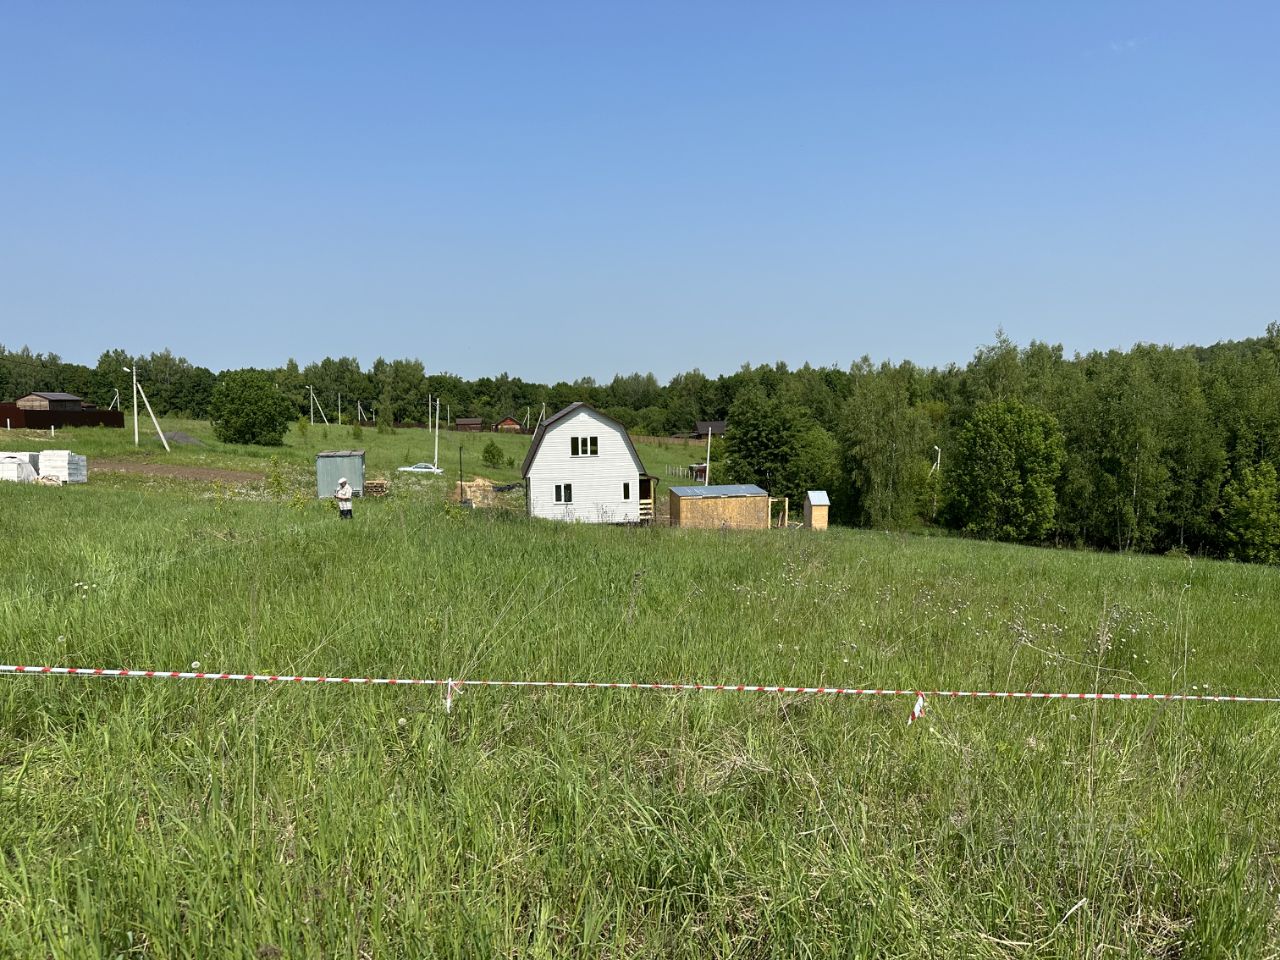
[0,456,38,483]
[0,450,88,484]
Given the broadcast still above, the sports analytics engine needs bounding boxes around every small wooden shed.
[454,417,484,432]
[494,416,522,433]
[803,490,830,530]
[316,450,365,498]
[669,484,769,530]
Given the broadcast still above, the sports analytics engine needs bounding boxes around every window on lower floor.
[623,482,630,500]
[554,484,562,502]
[563,483,573,503]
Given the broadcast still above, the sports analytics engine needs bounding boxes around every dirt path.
[94,461,265,483]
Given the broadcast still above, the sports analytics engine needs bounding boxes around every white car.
[397,462,444,475]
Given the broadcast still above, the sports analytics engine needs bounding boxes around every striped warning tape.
[4,664,1279,720]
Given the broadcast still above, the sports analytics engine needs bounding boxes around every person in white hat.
[335,477,354,520]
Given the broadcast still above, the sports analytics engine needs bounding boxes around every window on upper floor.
[570,435,598,457]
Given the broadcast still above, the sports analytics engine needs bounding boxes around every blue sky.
[2,2,1276,381]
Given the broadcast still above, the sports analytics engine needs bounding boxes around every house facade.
[522,403,654,523]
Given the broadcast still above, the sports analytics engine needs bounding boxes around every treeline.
[3,327,1280,561]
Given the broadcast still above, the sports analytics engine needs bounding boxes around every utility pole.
[337,392,342,425]
[122,364,170,452]
[306,386,329,425]
[137,380,171,452]
[124,363,139,446]
[929,445,941,519]
[704,430,713,486]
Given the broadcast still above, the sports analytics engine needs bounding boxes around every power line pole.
[124,362,139,446]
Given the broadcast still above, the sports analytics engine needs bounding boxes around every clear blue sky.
[2,3,1276,382]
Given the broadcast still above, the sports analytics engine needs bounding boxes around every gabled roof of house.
[520,402,647,478]
[25,392,83,402]
[695,420,727,435]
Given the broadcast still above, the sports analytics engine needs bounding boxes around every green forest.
[4,326,1280,561]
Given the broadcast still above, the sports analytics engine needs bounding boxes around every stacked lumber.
[364,478,390,497]
[38,450,88,484]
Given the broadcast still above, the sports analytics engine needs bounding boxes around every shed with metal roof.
[316,450,365,498]
[669,483,769,530]
[803,490,830,531]
[16,392,85,412]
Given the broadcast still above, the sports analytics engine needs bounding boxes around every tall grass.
[1,476,1278,957]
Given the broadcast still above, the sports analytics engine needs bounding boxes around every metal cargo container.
[316,450,365,499]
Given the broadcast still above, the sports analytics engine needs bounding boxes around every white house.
[521,403,656,523]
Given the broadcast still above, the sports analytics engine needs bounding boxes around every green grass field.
[2,422,1279,957]
[3,417,704,488]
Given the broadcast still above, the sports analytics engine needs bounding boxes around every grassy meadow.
[4,417,704,489]
[2,420,1280,957]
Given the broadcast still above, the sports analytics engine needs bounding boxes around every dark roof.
[26,392,83,402]
[455,417,484,424]
[670,484,767,498]
[695,420,727,435]
[520,402,647,478]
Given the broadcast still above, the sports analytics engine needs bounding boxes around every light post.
[123,363,171,453]
[123,364,138,445]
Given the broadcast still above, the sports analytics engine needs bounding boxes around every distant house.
[494,416,522,433]
[694,420,727,439]
[521,402,656,523]
[16,392,85,412]
[2,393,123,429]
[454,417,485,432]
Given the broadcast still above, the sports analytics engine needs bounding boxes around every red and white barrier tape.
[4,663,1279,723]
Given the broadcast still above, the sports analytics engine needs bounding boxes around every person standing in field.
[335,477,354,520]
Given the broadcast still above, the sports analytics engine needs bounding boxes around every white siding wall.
[526,409,642,523]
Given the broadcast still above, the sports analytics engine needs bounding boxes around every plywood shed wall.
[669,485,770,530]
